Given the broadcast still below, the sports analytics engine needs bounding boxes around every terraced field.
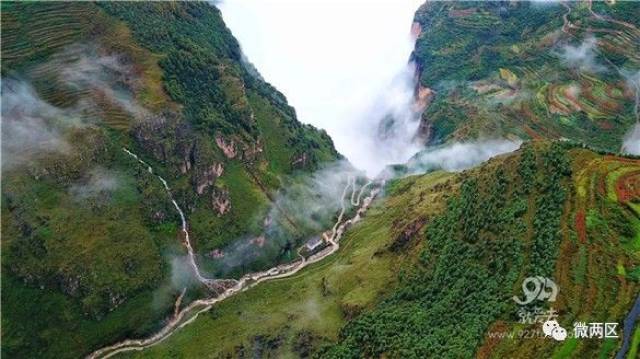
[480,148,640,358]
[2,2,638,358]
[1,2,92,69]
[412,1,640,151]
[1,2,173,133]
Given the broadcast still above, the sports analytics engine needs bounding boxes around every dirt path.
[587,0,639,32]
[561,2,575,37]
[87,156,381,359]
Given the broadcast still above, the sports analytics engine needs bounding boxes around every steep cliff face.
[1,2,337,358]
[410,1,640,150]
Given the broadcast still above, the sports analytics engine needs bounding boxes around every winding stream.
[122,149,218,287]
[87,149,380,359]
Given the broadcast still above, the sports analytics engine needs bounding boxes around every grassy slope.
[127,143,640,358]
[1,2,337,358]
[412,1,640,150]
[125,172,453,358]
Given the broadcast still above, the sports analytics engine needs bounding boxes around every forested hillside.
[322,142,640,358]
[2,1,639,358]
[122,142,640,358]
[1,2,337,358]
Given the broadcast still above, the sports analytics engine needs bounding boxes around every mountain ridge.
[1,1,639,358]
[1,2,339,358]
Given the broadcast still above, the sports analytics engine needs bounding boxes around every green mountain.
[114,142,640,359]
[411,1,639,150]
[2,1,639,359]
[1,2,337,358]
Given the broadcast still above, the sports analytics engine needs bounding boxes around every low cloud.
[169,256,200,290]
[218,0,424,177]
[270,160,362,234]
[1,79,82,169]
[2,45,152,169]
[209,139,523,275]
[69,167,121,200]
[401,139,523,175]
[208,159,364,275]
[52,45,149,119]
[620,69,639,154]
[557,37,607,73]
[622,123,640,155]
[210,235,272,275]
[621,69,640,122]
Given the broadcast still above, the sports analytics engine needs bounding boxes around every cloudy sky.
[219,0,424,175]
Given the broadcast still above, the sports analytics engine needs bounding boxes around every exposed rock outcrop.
[413,84,436,145]
[413,85,434,113]
[241,138,264,161]
[58,273,81,297]
[389,217,427,251]
[415,113,435,144]
[291,152,308,169]
[195,163,224,195]
[177,142,195,174]
[411,21,422,39]
[212,188,231,216]
[132,113,171,162]
[215,135,237,159]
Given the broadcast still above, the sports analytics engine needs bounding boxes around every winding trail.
[87,151,381,359]
[351,179,373,207]
[560,2,577,38]
[587,0,639,33]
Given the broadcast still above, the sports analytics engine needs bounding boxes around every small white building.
[305,236,323,251]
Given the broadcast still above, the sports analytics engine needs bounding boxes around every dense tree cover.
[99,2,338,170]
[319,144,572,358]
[99,1,339,277]
[530,143,571,277]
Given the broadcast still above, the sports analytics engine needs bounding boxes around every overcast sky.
[219,0,424,175]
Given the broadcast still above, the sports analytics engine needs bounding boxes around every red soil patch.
[615,170,640,203]
[476,321,509,359]
[411,22,422,39]
[520,104,560,138]
[598,120,614,130]
[575,210,587,243]
[522,125,542,140]
[563,86,583,112]
[448,8,475,18]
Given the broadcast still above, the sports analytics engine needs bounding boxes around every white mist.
[218,0,424,176]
